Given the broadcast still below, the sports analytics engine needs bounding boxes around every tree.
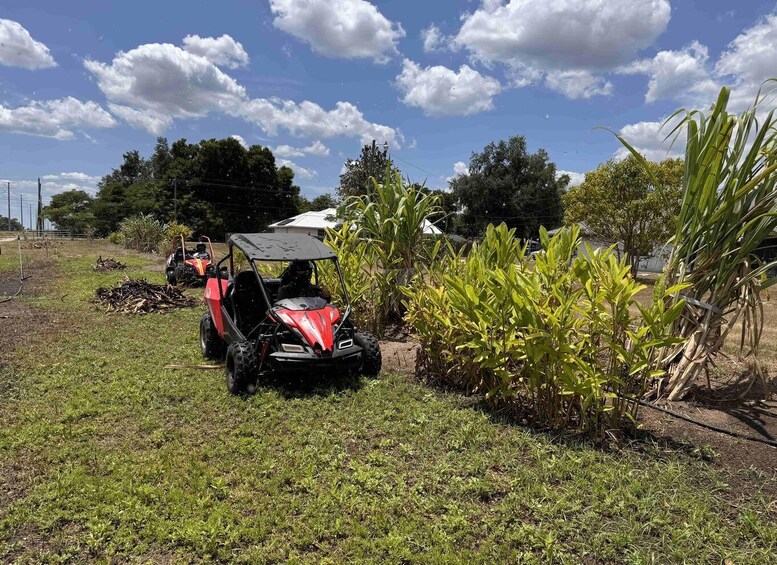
[338,140,400,199]
[563,155,683,276]
[150,137,172,180]
[42,190,95,233]
[450,136,567,238]
[0,216,23,231]
[87,137,303,237]
[309,193,338,211]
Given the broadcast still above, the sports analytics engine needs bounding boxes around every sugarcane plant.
[616,84,777,400]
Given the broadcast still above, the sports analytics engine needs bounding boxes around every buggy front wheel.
[225,341,257,395]
[354,331,381,377]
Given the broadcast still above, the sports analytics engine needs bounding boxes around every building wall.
[271,226,327,238]
[577,237,669,273]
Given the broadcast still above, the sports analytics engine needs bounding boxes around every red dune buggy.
[165,235,216,286]
[199,233,381,394]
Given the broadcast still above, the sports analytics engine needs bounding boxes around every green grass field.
[0,241,775,563]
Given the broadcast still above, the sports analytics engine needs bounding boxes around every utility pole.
[19,194,23,230]
[36,177,43,235]
[28,204,32,230]
[6,181,10,231]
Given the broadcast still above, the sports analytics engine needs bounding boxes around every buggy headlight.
[280,343,305,353]
[338,339,353,350]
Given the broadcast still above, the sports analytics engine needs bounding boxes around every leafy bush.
[165,222,192,241]
[119,214,167,253]
[320,223,382,332]
[108,232,124,245]
[404,223,685,436]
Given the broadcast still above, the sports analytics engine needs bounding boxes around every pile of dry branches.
[21,241,61,250]
[94,256,126,271]
[95,279,196,314]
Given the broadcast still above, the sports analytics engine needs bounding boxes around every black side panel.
[221,305,244,344]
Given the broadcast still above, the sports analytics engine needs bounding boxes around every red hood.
[185,257,211,276]
[275,306,341,353]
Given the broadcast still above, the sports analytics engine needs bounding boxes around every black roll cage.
[215,240,353,340]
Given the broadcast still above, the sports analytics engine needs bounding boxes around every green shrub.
[119,214,167,253]
[165,221,192,241]
[321,222,383,332]
[107,232,124,246]
[404,223,685,436]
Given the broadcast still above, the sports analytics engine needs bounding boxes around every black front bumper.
[269,344,363,374]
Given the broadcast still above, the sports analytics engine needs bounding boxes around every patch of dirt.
[0,259,57,366]
[636,356,777,487]
[379,338,419,373]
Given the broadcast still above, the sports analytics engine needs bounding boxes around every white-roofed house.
[269,208,443,238]
[268,208,339,238]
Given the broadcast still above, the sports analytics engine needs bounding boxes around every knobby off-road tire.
[225,340,257,395]
[166,270,177,285]
[200,312,226,360]
[354,331,381,377]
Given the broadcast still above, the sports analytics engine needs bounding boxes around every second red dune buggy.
[199,232,381,394]
[165,235,216,286]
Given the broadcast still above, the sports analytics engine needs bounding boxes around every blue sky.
[2,0,777,225]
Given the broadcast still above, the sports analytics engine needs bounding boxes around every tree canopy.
[1,216,23,231]
[307,193,338,211]
[338,141,400,199]
[42,190,95,234]
[49,137,303,238]
[449,136,567,238]
[563,155,683,275]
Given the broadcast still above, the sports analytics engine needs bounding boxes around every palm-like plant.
[341,170,443,327]
[618,85,777,399]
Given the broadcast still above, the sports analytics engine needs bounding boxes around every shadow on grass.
[469,399,716,461]
[250,369,365,399]
[416,372,720,464]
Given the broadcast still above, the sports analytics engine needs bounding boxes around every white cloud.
[269,0,405,63]
[715,14,777,112]
[614,119,685,161]
[421,24,446,53]
[0,19,56,69]
[241,98,402,146]
[619,41,718,104]
[108,103,172,135]
[230,134,248,148]
[716,15,777,85]
[454,0,670,70]
[277,158,317,179]
[181,34,249,69]
[85,39,401,145]
[446,161,470,182]
[0,97,116,139]
[272,140,330,157]
[557,170,585,187]
[448,0,669,100]
[453,161,469,176]
[84,42,246,117]
[395,59,502,116]
[42,172,101,183]
[544,70,612,99]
